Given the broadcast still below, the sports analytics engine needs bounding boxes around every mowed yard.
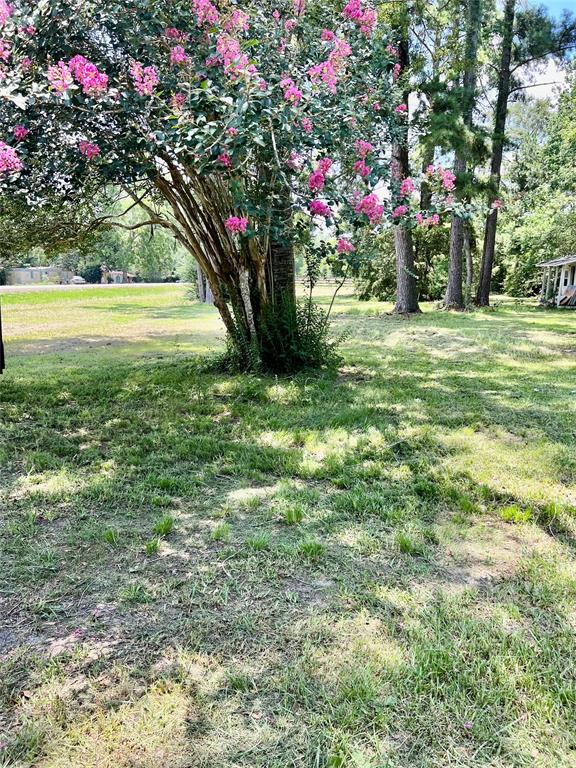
[1,284,576,768]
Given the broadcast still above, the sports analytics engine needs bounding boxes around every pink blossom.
[293,0,305,16]
[226,126,239,137]
[288,150,303,170]
[491,198,503,210]
[439,167,456,191]
[444,195,454,205]
[308,169,325,192]
[399,177,414,197]
[355,139,374,158]
[0,0,12,29]
[415,212,424,225]
[395,103,407,114]
[69,55,109,97]
[130,61,158,96]
[165,27,187,40]
[425,164,435,175]
[355,193,384,224]
[308,36,352,94]
[217,152,232,168]
[372,101,381,111]
[272,10,281,23]
[224,10,250,33]
[192,0,219,26]
[281,77,303,104]
[0,141,21,174]
[428,213,440,226]
[0,38,10,62]
[392,204,408,219]
[285,18,297,33]
[78,140,100,159]
[386,44,398,56]
[170,92,186,110]
[225,216,248,233]
[337,238,355,254]
[170,46,189,66]
[354,160,370,178]
[13,124,29,140]
[321,29,336,41]
[309,199,331,218]
[216,34,256,77]
[300,117,313,133]
[393,62,401,80]
[21,56,31,70]
[317,157,333,174]
[342,0,377,35]
[47,61,73,93]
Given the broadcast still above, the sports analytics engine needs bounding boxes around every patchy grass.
[1,285,576,767]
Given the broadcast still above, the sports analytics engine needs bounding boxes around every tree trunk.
[464,221,474,303]
[476,0,515,307]
[444,0,481,310]
[392,35,421,314]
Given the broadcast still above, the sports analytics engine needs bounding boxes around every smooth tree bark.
[476,0,515,306]
[392,36,421,314]
[444,0,482,309]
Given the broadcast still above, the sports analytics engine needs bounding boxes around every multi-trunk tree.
[0,0,451,369]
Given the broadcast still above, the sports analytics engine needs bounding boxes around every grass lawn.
[1,284,576,768]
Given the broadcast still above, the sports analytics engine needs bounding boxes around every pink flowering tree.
[0,0,447,370]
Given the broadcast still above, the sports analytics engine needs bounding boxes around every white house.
[5,266,74,286]
[538,255,576,307]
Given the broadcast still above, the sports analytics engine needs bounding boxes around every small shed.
[537,256,576,307]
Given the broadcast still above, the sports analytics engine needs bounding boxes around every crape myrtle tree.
[0,0,452,370]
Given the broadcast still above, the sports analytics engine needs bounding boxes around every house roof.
[537,255,576,268]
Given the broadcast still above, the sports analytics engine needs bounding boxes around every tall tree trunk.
[464,221,474,303]
[477,0,515,307]
[393,36,420,314]
[444,0,481,309]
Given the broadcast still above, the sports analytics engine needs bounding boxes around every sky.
[525,0,574,99]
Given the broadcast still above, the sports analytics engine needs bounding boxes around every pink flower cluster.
[280,77,302,105]
[0,141,21,174]
[0,38,10,62]
[308,37,352,94]
[415,212,440,227]
[321,28,336,41]
[47,61,73,93]
[426,164,456,191]
[193,0,219,26]
[308,157,333,192]
[399,177,414,197]
[217,151,232,168]
[224,10,250,33]
[78,140,100,159]
[300,117,313,134]
[309,199,331,218]
[395,103,407,115]
[225,216,248,233]
[386,44,398,56]
[355,193,384,224]
[216,34,256,77]
[354,160,370,178]
[170,45,189,66]
[342,0,377,35]
[171,92,186,110]
[0,0,12,29]
[165,27,189,42]
[130,61,158,96]
[285,18,298,33]
[13,124,29,140]
[491,199,503,210]
[69,55,109,97]
[392,204,408,219]
[355,139,374,158]
[337,238,355,254]
[293,0,305,16]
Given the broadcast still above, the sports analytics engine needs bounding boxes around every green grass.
[1,284,576,767]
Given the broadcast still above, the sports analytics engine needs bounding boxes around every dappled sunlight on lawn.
[1,286,576,767]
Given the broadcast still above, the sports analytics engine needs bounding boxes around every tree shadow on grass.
[1,310,575,767]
